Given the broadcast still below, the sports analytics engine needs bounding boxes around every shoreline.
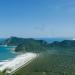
[0,45,18,61]
[0,52,37,73]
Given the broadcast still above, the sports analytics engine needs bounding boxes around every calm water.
[0,46,17,61]
[0,38,71,61]
[36,38,71,43]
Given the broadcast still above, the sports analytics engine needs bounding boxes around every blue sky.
[0,0,75,38]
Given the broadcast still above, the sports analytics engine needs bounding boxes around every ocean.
[36,38,71,43]
[0,46,17,61]
[0,38,71,61]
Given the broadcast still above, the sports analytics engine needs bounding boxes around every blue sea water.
[0,46,17,61]
[36,38,71,43]
[0,38,71,61]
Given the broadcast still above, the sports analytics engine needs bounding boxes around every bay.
[0,46,17,61]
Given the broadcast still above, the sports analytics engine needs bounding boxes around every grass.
[12,52,75,75]
[0,72,4,75]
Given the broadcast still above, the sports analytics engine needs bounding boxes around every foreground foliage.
[0,37,75,75]
[0,72,4,75]
[12,53,75,75]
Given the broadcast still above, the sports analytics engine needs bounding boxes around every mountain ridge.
[0,36,75,53]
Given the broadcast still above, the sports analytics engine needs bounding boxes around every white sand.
[0,53,37,73]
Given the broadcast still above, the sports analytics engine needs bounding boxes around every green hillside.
[12,53,75,75]
[0,36,48,53]
[0,72,4,75]
[1,37,75,75]
[1,37,75,53]
[15,40,48,53]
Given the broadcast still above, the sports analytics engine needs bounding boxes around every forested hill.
[1,36,75,53]
[0,36,48,52]
[48,40,75,49]
[0,36,35,46]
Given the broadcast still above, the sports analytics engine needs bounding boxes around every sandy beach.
[0,53,37,73]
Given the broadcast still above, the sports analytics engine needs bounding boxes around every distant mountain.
[49,40,75,48]
[0,36,48,52]
[47,40,75,55]
[0,36,27,46]
[1,36,75,53]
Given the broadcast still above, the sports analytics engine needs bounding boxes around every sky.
[0,0,75,38]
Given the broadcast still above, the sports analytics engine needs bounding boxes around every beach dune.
[0,53,37,73]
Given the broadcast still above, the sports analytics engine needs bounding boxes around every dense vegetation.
[0,36,48,52]
[1,36,75,53]
[15,39,48,52]
[0,36,34,46]
[0,72,4,75]
[50,40,75,55]
[0,37,75,75]
[12,53,75,75]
